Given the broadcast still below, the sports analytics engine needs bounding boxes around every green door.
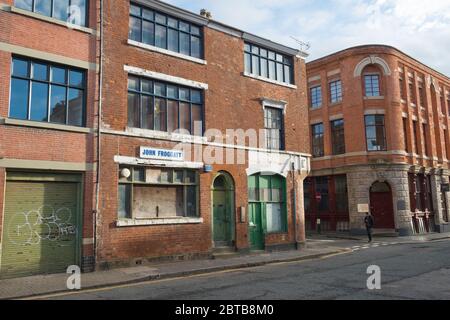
[248,203,265,250]
[1,178,81,279]
[213,190,230,246]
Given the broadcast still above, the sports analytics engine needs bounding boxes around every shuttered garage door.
[1,173,81,279]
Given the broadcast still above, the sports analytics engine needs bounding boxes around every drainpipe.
[93,0,104,269]
[291,160,299,249]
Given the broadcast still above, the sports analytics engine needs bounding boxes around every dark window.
[365,115,386,151]
[9,57,86,126]
[403,117,409,152]
[310,86,322,108]
[419,85,425,106]
[315,176,329,212]
[129,3,203,59]
[244,43,293,85]
[15,0,87,26]
[303,178,312,213]
[331,119,345,155]
[329,80,342,103]
[364,74,380,97]
[413,121,419,154]
[422,123,429,156]
[408,80,416,104]
[127,76,203,135]
[312,123,324,157]
[334,175,348,213]
[444,129,450,160]
[409,173,433,213]
[264,107,284,150]
[399,78,406,100]
[118,167,199,219]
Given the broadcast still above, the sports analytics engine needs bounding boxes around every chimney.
[200,9,212,19]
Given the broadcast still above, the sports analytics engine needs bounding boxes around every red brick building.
[0,0,99,278]
[95,0,310,268]
[306,45,450,236]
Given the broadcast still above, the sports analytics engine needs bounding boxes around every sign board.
[139,147,184,161]
[358,203,369,213]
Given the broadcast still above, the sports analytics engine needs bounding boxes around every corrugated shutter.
[1,174,81,279]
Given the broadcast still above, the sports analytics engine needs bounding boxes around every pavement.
[1,231,449,300]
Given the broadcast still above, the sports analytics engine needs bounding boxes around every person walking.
[364,212,374,243]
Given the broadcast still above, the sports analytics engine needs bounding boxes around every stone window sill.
[364,96,384,100]
[116,217,203,227]
[6,5,97,36]
[127,39,207,65]
[243,72,297,89]
[0,117,93,134]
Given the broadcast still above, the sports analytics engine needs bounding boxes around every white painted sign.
[358,203,369,213]
[139,147,184,161]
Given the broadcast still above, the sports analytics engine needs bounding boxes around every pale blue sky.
[163,0,450,76]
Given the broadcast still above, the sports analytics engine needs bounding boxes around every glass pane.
[179,88,190,101]
[174,170,183,183]
[12,58,29,77]
[185,171,196,183]
[155,13,166,24]
[51,66,66,84]
[168,17,178,28]
[252,55,259,75]
[127,92,140,127]
[167,100,179,133]
[32,62,48,81]
[167,85,178,99]
[142,21,154,45]
[284,65,291,84]
[49,85,66,124]
[276,53,283,62]
[260,58,268,78]
[130,4,141,16]
[141,95,153,130]
[365,116,375,126]
[155,26,167,50]
[53,0,69,21]
[69,0,86,26]
[118,184,131,219]
[179,21,189,32]
[191,104,202,135]
[168,28,179,52]
[133,167,145,182]
[69,70,84,87]
[9,78,29,120]
[141,79,152,93]
[68,88,84,126]
[191,25,200,35]
[191,36,201,58]
[266,203,282,233]
[191,90,201,103]
[15,0,33,11]
[128,76,139,90]
[251,46,259,54]
[260,48,268,57]
[129,16,142,42]
[268,51,276,60]
[276,63,284,82]
[186,186,197,217]
[244,43,251,52]
[244,53,251,74]
[30,82,48,121]
[142,8,153,20]
[35,0,51,16]
[154,98,167,131]
[179,102,190,133]
[180,32,190,56]
[154,82,166,96]
[269,60,276,80]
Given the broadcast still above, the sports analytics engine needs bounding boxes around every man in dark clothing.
[364,213,374,242]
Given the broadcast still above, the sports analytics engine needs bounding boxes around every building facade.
[0,1,100,278]
[95,0,310,268]
[306,45,450,236]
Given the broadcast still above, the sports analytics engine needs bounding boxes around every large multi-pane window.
[127,76,203,135]
[364,74,380,97]
[15,0,87,26]
[409,173,433,213]
[244,43,293,85]
[264,107,284,150]
[9,57,86,126]
[365,115,387,151]
[315,176,329,212]
[334,175,348,213]
[129,3,202,59]
[311,123,324,157]
[310,86,322,108]
[331,119,345,155]
[329,80,342,103]
[118,166,199,219]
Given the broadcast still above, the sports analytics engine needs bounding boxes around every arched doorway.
[212,172,235,248]
[369,181,395,229]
